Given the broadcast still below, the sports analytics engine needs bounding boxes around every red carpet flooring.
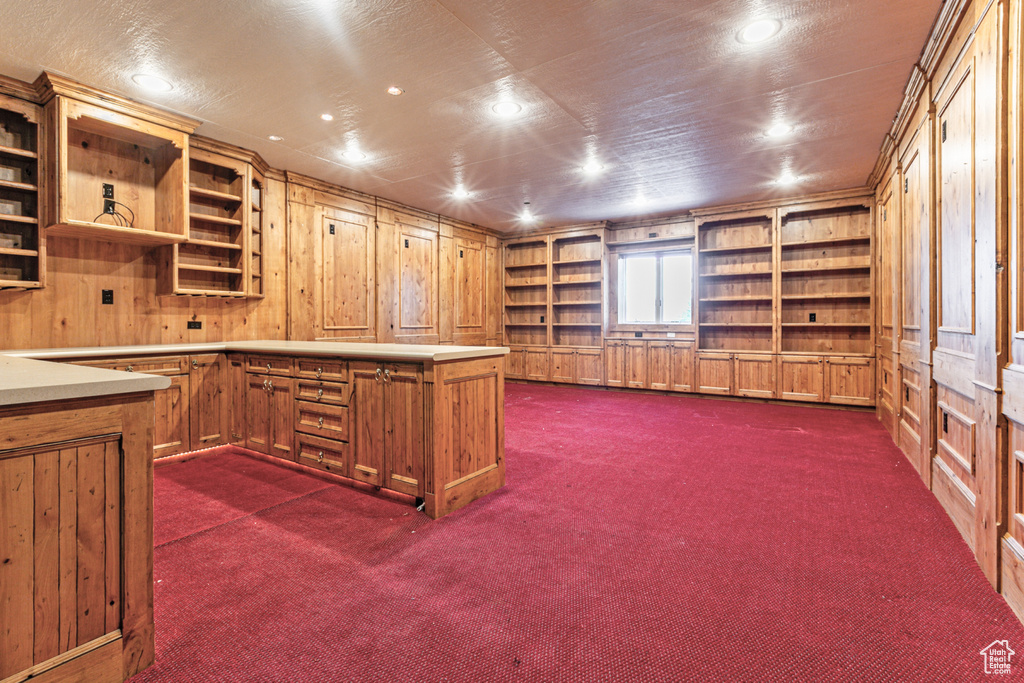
[131,384,1024,682]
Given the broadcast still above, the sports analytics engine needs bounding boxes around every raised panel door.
[385,364,425,497]
[322,214,375,337]
[269,376,294,460]
[189,353,227,449]
[229,356,246,444]
[350,362,385,486]
[825,357,875,406]
[605,341,625,388]
[455,237,485,333]
[550,349,576,383]
[245,372,270,453]
[397,225,439,340]
[696,353,732,395]
[506,347,526,379]
[154,374,190,459]
[670,341,695,392]
[647,342,671,391]
[779,356,824,402]
[734,354,776,399]
[524,348,551,381]
[577,349,603,386]
[625,341,647,389]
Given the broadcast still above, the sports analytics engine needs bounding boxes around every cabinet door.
[189,354,227,449]
[454,236,486,338]
[506,347,526,379]
[625,341,647,389]
[696,353,732,395]
[154,374,190,459]
[826,357,876,406]
[670,341,695,392]
[550,349,576,383]
[385,364,425,497]
[779,356,825,402]
[524,348,551,381]
[605,341,625,387]
[647,342,671,391]
[322,213,376,339]
[350,362,385,486]
[246,373,271,453]
[229,356,246,444]
[734,354,776,399]
[394,223,440,342]
[577,349,603,386]
[269,376,294,460]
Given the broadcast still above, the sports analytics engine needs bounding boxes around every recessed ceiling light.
[387,86,405,96]
[766,123,793,138]
[320,113,334,121]
[520,202,536,222]
[131,73,173,92]
[492,101,523,117]
[582,160,605,175]
[342,149,367,162]
[776,172,801,185]
[267,135,284,142]
[633,194,650,207]
[738,19,782,44]
[452,186,471,199]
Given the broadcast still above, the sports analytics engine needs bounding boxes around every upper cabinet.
[0,91,43,290]
[37,73,199,247]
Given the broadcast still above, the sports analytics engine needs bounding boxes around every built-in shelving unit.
[551,231,603,347]
[0,93,43,289]
[249,169,265,298]
[779,204,872,355]
[503,236,550,346]
[696,212,775,352]
[40,76,196,246]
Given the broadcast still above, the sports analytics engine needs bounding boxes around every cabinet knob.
[268,380,274,392]
[316,367,323,378]
[317,451,324,463]
[317,416,324,428]
[317,388,324,399]
[375,367,383,382]
[126,365,133,372]
[384,369,391,382]
[266,363,272,371]
[192,359,199,369]
[263,378,268,390]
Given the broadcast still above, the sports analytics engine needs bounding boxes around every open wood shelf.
[189,212,243,227]
[505,262,548,269]
[553,323,601,328]
[48,219,185,246]
[505,323,547,327]
[178,263,243,274]
[0,246,38,257]
[505,302,547,308]
[0,144,37,160]
[187,238,243,251]
[782,293,871,301]
[699,270,772,279]
[504,282,548,289]
[781,264,871,274]
[700,296,773,302]
[0,213,36,224]
[553,301,601,307]
[0,178,37,192]
[553,279,601,286]
[699,244,772,254]
[189,186,243,203]
[781,235,870,248]
[782,322,871,328]
[553,258,601,265]
[699,322,773,328]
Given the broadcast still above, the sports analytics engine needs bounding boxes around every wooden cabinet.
[605,340,625,387]
[825,357,875,406]
[648,341,671,391]
[189,354,228,449]
[524,347,551,381]
[0,92,44,290]
[506,346,526,379]
[551,348,576,383]
[245,369,293,460]
[734,354,776,399]
[670,341,695,392]
[577,348,603,386]
[229,355,246,444]
[350,362,425,496]
[696,352,733,395]
[153,373,190,459]
[779,356,825,402]
[625,340,647,388]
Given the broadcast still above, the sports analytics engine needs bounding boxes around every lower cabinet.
[246,370,294,460]
[606,340,625,387]
[696,352,733,395]
[648,342,671,391]
[825,356,876,406]
[625,341,647,388]
[189,353,228,449]
[524,348,551,381]
[551,349,576,383]
[506,346,526,379]
[670,341,695,392]
[779,356,825,402]
[549,347,603,385]
[154,374,190,459]
[733,354,776,399]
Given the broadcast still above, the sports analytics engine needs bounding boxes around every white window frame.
[612,247,695,332]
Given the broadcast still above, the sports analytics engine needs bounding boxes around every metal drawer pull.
[384,369,391,382]
[126,365,134,372]
[317,451,324,463]
[317,416,324,428]
[268,380,274,392]
[375,367,382,382]
[266,363,272,371]
[316,367,323,378]
[317,388,324,399]
[192,359,199,369]
[263,378,269,390]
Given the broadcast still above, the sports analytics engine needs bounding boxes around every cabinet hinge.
[941,120,947,143]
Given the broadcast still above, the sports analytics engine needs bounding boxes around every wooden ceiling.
[0,0,941,230]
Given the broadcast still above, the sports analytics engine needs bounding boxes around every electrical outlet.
[540,315,545,323]
[187,321,202,330]
[809,313,816,323]
[634,332,642,338]
[329,224,335,235]
[648,233,658,239]
[101,289,113,305]
[104,199,115,214]
[943,412,949,433]
[102,183,114,199]
[667,332,676,338]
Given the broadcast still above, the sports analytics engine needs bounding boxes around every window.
[618,250,693,325]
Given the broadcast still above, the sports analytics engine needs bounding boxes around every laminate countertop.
[0,341,509,407]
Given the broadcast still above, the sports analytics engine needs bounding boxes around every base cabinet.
[670,341,695,392]
[779,356,826,402]
[825,357,876,406]
[606,341,625,387]
[697,352,733,395]
[734,354,776,399]
[506,347,526,379]
[625,341,647,389]
[246,370,293,460]
[154,374,190,458]
[551,349,576,383]
[577,348,603,385]
[524,348,551,381]
[648,342,671,391]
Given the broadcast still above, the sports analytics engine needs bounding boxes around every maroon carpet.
[132,384,1024,682]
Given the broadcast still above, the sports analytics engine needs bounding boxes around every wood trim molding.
[190,134,269,173]
[0,73,39,103]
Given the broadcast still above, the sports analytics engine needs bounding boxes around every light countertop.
[0,355,171,407]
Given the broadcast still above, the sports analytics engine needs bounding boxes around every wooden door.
[876,173,901,440]
[506,347,526,379]
[269,376,294,460]
[577,348,603,386]
[696,353,732,395]
[322,212,376,339]
[395,223,440,343]
[154,374,190,459]
[605,341,625,387]
[384,364,424,497]
[734,354,776,399]
[189,354,227,449]
[245,372,270,454]
[670,341,695,392]
[825,357,875,407]
[779,356,825,402]
[550,349,576,383]
[647,342,671,391]
[229,355,246,444]
[350,362,385,486]
[524,348,551,381]
[625,341,647,389]
[454,235,486,341]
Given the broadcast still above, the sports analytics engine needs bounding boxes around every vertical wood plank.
[58,447,78,653]
[76,442,106,644]
[0,455,35,678]
[103,439,120,634]
[33,450,60,664]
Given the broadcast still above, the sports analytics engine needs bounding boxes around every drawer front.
[295,379,351,406]
[295,400,349,440]
[296,433,350,476]
[295,358,347,382]
[72,355,187,375]
[247,355,293,376]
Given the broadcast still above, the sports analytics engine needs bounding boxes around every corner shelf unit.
[779,204,873,355]
[696,212,775,353]
[0,93,43,289]
[39,74,198,247]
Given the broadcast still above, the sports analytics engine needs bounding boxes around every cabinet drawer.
[247,355,293,376]
[295,358,347,382]
[296,433,350,476]
[73,355,187,376]
[295,400,349,440]
[295,379,351,406]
